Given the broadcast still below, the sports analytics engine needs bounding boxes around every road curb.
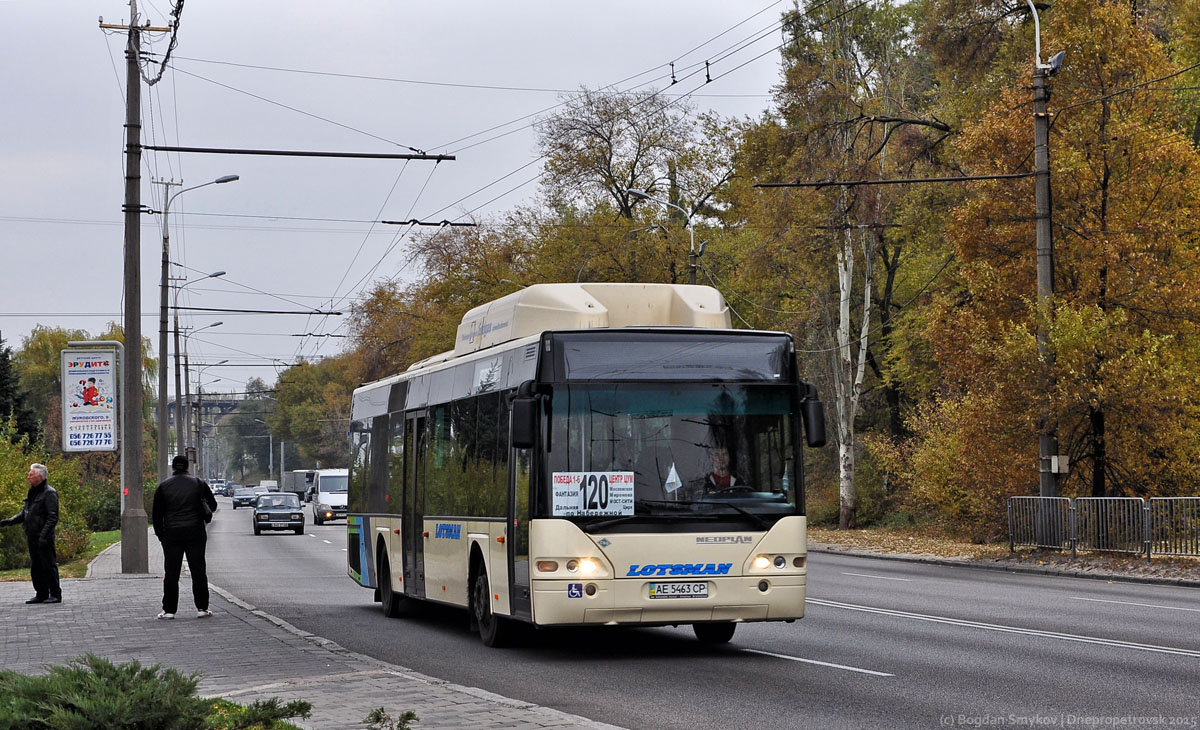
[809,545,1200,588]
[206,583,630,730]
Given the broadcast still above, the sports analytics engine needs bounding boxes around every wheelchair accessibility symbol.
[567,583,583,599]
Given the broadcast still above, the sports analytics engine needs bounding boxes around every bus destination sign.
[551,471,635,517]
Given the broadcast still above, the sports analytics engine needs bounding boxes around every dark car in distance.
[252,492,304,535]
[231,486,270,509]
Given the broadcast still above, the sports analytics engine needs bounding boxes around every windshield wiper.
[581,514,644,533]
[581,500,707,532]
[640,498,769,530]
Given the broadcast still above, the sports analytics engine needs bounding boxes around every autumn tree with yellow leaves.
[897,0,1200,538]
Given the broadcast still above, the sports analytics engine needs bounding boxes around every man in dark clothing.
[0,463,63,604]
[152,454,217,619]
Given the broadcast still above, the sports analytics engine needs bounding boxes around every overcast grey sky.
[1,0,788,395]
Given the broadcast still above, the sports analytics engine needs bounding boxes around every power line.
[756,172,1037,188]
[167,65,430,154]
[171,54,776,99]
[176,306,342,315]
[143,144,453,161]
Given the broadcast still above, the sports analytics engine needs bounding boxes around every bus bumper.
[530,575,806,626]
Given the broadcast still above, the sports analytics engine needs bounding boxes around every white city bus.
[346,283,826,646]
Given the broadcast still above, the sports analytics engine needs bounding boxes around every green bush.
[365,708,420,730]
[0,422,90,570]
[82,487,121,532]
[0,655,311,730]
[0,654,209,730]
[207,697,312,730]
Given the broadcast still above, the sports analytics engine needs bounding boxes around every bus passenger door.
[508,448,533,620]
[403,413,426,599]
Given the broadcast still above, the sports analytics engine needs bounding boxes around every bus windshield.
[545,383,799,526]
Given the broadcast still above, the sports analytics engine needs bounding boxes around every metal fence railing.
[1074,497,1146,556]
[1008,496,1073,551]
[1008,496,1200,560]
[1149,497,1200,557]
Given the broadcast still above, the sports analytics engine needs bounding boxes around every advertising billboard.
[61,349,118,452]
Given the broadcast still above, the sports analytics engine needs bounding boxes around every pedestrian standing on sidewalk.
[152,454,217,619]
[0,463,63,604]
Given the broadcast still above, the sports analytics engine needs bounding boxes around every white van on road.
[309,468,349,525]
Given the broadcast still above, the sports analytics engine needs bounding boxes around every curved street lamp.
[173,272,224,455]
[157,174,239,480]
[194,375,223,478]
[180,331,223,456]
[253,418,274,482]
[623,188,700,285]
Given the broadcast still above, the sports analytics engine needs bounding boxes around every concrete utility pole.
[1033,66,1058,499]
[1028,0,1066,499]
[120,2,148,574]
[158,178,236,482]
[156,180,180,482]
[101,2,171,573]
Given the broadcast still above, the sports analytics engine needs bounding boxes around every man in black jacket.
[152,455,218,619]
[0,463,63,604]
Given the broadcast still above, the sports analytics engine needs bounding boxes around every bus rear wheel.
[379,553,406,618]
[693,622,736,644]
[472,569,512,647]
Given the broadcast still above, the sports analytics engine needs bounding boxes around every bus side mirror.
[800,383,826,448]
[510,379,545,449]
[511,397,537,449]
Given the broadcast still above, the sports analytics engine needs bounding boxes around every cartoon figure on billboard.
[82,377,101,406]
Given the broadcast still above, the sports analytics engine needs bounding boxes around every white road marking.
[742,648,894,677]
[809,598,1200,658]
[841,572,913,582]
[1072,597,1200,613]
[323,540,333,544]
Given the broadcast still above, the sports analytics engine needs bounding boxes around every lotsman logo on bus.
[695,536,754,544]
[434,523,461,539]
[626,563,732,577]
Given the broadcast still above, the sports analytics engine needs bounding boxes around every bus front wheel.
[693,622,736,644]
[379,553,407,618]
[472,569,512,647]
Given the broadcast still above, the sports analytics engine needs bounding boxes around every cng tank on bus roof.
[453,283,731,356]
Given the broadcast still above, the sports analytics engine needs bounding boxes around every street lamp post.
[254,419,273,481]
[157,175,239,482]
[195,377,221,478]
[173,273,224,456]
[179,325,223,458]
[624,188,699,285]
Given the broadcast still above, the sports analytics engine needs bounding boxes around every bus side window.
[388,416,405,509]
[478,392,505,517]
[368,415,390,512]
[349,419,371,513]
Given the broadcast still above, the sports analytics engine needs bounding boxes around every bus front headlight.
[565,558,600,574]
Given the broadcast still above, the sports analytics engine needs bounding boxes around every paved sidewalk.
[0,538,623,730]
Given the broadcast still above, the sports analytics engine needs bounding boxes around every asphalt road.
[207,500,1200,730]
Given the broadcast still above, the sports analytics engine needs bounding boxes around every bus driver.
[702,446,744,493]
